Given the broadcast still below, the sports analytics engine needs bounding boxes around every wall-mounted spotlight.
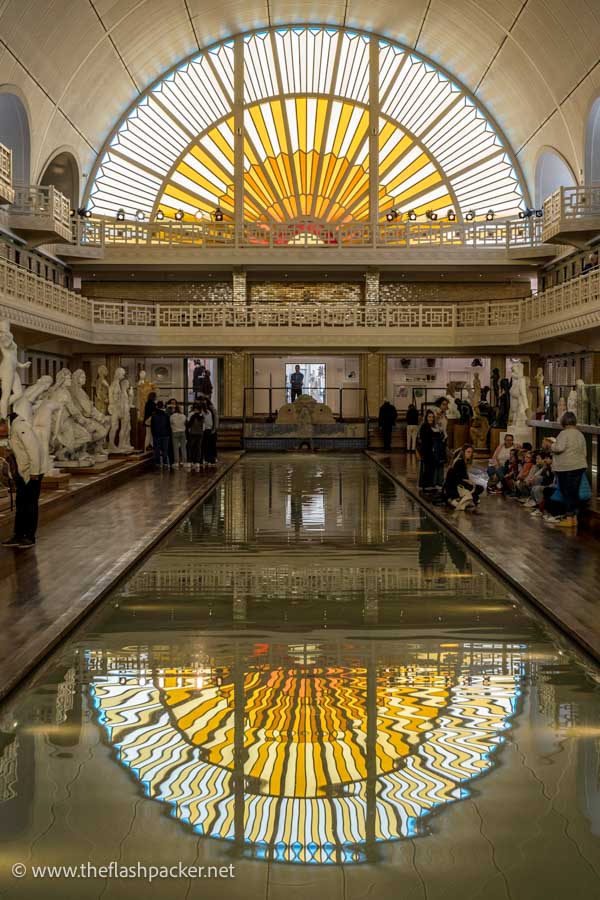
[447,209,456,221]
[214,206,224,222]
[69,208,76,218]
[195,210,204,220]
[174,209,184,220]
[485,209,494,221]
[385,208,399,222]
[135,210,144,221]
[407,209,417,221]
[116,208,125,221]
[465,210,475,221]
[156,210,165,221]
[535,209,543,217]
[425,209,438,221]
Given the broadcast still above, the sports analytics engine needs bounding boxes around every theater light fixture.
[407,209,417,221]
[447,209,456,221]
[174,209,184,220]
[485,209,494,221]
[135,210,144,221]
[194,210,204,220]
[69,208,76,218]
[426,209,438,221]
[465,209,475,221]
[156,210,165,220]
[214,206,224,222]
[535,209,543,217]
[116,208,125,221]
[386,208,399,222]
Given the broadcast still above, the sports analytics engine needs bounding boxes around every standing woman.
[187,402,205,472]
[417,409,445,491]
[551,411,588,527]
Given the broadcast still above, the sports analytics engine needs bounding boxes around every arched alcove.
[0,89,31,183]
[534,149,577,206]
[40,150,79,207]
[585,97,600,184]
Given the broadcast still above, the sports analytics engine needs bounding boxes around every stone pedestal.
[453,423,469,447]
[41,473,71,491]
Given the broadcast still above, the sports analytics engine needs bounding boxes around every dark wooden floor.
[368,451,600,663]
[0,456,240,700]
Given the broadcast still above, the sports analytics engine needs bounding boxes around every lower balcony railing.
[2,257,600,345]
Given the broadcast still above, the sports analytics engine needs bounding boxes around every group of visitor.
[409,400,590,526]
[486,412,589,527]
[143,394,218,471]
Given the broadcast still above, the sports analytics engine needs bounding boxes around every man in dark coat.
[378,399,398,451]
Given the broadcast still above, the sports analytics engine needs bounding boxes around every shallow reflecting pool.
[1,455,600,899]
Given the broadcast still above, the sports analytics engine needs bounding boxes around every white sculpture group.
[0,319,134,470]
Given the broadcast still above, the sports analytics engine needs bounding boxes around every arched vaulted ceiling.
[1,0,599,195]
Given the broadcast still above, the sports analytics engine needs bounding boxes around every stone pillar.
[224,352,246,417]
[364,270,380,304]
[361,351,385,417]
[232,269,247,303]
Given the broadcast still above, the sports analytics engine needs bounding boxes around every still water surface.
[1,455,600,899]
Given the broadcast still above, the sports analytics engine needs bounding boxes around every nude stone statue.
[49,368,95,465]
[108,367,133,452]
[0,319,31,420]
[95,365,110,415]
[70,369,110,460]
[509,361,529,426]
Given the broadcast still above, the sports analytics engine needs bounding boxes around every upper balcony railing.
[0,256,92,322]
[0,143,14,205]
[542,184,600,245]
[10,184,72,242]
[67,214,548,254]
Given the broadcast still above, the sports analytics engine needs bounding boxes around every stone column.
[232,269,247,303]
[224,352,246,417]
[364,269,380,304]
[361,351,385,417]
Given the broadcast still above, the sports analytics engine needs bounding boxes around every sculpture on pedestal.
[557,396,567,420]
[31,379,62,475]
[509,361,529,426]
[70,369,110,460]
[469,414,490,449]
[0,319,31,420]
[49,369,95,466]
[471,372,482,412]
[95,365,110,414]
[108,368,134,452]
[535,368,545,413]
[136,369,156,420]
[491,368,500,407]
[567,388,578,415]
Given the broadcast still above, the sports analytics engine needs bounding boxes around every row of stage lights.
[118,207,224,222]
[386,207,544,222]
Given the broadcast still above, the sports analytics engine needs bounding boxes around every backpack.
[188,413,204,436]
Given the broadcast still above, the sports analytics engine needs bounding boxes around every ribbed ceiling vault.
[0,0,598,194]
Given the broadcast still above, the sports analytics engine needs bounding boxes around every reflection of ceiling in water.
[92,651,522,864]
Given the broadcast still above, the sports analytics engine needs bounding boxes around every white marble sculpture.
[12,375,53,424]
[31,379,63,475]
[509,361,529,426]
[49,369,95,466]
[118,378,134,451]
[445,383,460,420]
[567,388,578,414]
[136,369,156,419]
[70,369,110,460]
[0,319,31,420]
[557,396,567,420]
[535,368,545,413]
[108,367,133,452]
[95,365,110,415]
